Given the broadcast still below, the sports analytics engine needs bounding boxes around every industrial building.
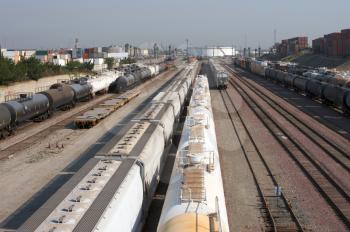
[276,37,308,57]
[312,28,350,57]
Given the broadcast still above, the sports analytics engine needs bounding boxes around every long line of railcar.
[0,63,167,138]
[157,74,230,232]
[16,62,199,232]
[234,58,350,114]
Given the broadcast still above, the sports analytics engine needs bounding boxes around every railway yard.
[0,58,350,232]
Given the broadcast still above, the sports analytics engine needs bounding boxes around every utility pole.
[274,29,277,45]
[186,39,189,58]
[74,38,79,49]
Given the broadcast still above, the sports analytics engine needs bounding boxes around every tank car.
[284,73,298,88]
[140,67,151,80]
[251,60,267,77]
[111,74,136,93]
[132,70,142,83]
[41,83,75,111]
[69,83,92,101]
[3,93,50,124]
[275,71,288,85]
[293,76,310,93]
[0,104,12,138]
[87,72,119,95]
[323,85,350,112]
[265,68,278,81]
[306,80,326,99]
[158,63,166,73]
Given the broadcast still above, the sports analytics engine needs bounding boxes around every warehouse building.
[276,37,308,57]
[312,28,350,57]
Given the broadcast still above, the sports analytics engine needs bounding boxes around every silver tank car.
[112,74,136,93]
[41,83,75,110]
[140,67,151,80]
[2,93,50,123]
[133,70,142,83]
[69,83,92,101]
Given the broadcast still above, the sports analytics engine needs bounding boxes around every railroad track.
[229,66,350,173]
[224,65,350,229]
[219,89,304,231]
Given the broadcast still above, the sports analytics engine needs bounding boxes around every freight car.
[41,83,76,110]
[16,62,199,232]
[323,85,350,113]
[209,59,229,89]
[86,71,122,95]
[234,58,350,114]
[110,63,167,93]
[157,74,229,232]
[0,104,12,138]
[0,63,168,139]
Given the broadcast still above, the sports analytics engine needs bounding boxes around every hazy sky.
[0,0,349,49]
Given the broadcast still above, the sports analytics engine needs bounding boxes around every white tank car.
[87,70,122,95]
[157,74,230,232]
[250,60,268,77]
[17,62,199,232]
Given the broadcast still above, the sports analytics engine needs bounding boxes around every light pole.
[186,39,189,58]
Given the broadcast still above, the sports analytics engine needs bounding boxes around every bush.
[120,57,136,65]
[0,56,93,85]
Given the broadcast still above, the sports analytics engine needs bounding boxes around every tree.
[24,57,43,80]
[0,57,13,84]
[120,57,136,65]
[66,61,82,72]
[82,61,94,72]
[13,60,27,81]
[104,57,115,70]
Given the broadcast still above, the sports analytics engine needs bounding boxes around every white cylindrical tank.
[87,71,121,94]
